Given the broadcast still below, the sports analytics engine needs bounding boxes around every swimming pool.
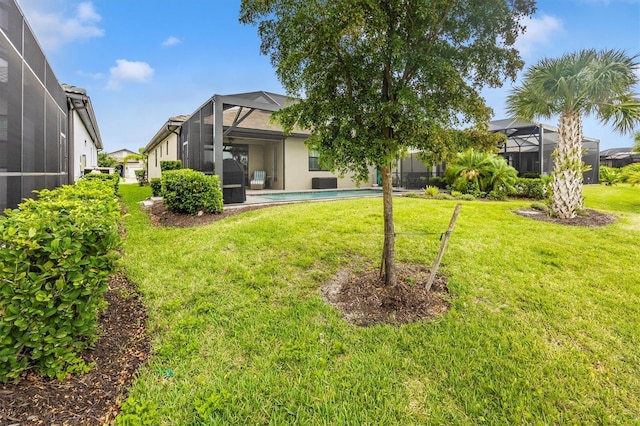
[260,189,383,201]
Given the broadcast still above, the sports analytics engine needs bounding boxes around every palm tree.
[634,131,640,153]
[506,49,640,218]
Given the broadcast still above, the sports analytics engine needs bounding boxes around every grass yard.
[116,184,640,425]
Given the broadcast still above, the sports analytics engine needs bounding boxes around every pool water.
[260,189,383,201]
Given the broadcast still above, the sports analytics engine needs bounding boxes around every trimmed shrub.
[0,180,121,381]
[513,177,549,199]
[150,178,162,197]
[81,172,119,194]
[162,169,223,215]
[160,160,182,172]
[134,169,147,186]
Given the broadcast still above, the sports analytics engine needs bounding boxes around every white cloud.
[162,36,182,47]
[17,1,104,52]
[515,14,564,58]
[107,59,154,90]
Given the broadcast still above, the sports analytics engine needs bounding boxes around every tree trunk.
[551,111,584,219]
[380,162,397,286]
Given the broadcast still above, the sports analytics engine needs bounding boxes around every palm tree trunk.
[551,110,584,219]
[380,162,397,286]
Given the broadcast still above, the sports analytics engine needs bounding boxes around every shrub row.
[0,179,121,381]
[81,171,120,194]
[160,160,182,172]
[162,169,224,215]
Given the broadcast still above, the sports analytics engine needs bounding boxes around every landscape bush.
[134,169,147,186]
[445,150,518,196]
[423,185,440,197]
[427,176,446,189]
[150,178,162,197]
[0,180,121,381]
[619,163,640,186]
[81,172,119,194]
[513,177,549,199]
[161,169,223,215]
[160,160,182,172]
[599,166,621,186]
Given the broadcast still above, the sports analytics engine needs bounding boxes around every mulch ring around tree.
[0,272,150,426]
[513,208,617,227]
[322,263,451,326]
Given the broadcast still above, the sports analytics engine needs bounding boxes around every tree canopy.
[241,0,531,178]
[241,0,535,285]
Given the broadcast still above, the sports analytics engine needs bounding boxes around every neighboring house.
[144,91,373,198]
[108,149,144,182]
[0,0,103,211]
[63,84,103,181]
[490,118,600,184]
[145,115,189,180]
[600,148,640,168]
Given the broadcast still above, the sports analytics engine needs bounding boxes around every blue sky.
[16,0,640,153]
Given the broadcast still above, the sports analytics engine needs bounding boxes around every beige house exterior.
[144,92,373,197]
[144,115,189,180]
[108,148,144,182]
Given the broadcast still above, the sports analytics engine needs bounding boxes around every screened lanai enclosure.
[179,91,309,191]
[490,118,600,184]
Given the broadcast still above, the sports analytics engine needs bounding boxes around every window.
[166,141,169,155]
[309,150,329,171]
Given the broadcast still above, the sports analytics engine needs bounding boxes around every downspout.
[539,124,544,175]
[67,99,75,183]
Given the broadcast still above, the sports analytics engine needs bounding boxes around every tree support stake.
[426,203,462,291]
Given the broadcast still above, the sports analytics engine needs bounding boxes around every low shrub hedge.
[150,178,162,197]
[81,172,119,194]
[160,160,182,172]
[0,179,121,381]
[161,169,223,215]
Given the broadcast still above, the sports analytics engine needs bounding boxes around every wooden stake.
[426,203,461,291]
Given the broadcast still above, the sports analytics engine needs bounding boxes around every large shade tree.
[240,0,534,286]
[507,49,640,219]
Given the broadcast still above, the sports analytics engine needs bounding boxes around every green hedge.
[81,172,119,194]
[150,178,162,197]
[0,179,121,381]
[160,160,182,172]
[162,169,223,215]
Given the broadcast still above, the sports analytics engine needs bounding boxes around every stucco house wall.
[284,137,373,190]
[148,133,180,180]
[72,109,98,180]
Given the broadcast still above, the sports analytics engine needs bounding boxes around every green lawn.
[116,184,640,425]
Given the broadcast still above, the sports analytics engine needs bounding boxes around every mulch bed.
[513,208,617,227]
[0,272,150,426]
[146,199,269,228]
